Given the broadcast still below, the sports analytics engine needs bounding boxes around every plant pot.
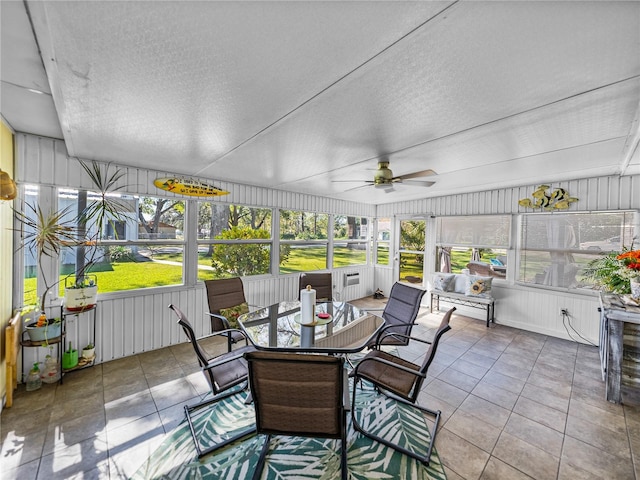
[25,319,62,342]
[64,285,98,311]
[82,347,95,359]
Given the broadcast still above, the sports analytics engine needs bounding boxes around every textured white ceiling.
[2,1,639,204]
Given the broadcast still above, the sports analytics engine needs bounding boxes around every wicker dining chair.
[169,304,256,458]
[245,350,348,480]
[351,307,455,465]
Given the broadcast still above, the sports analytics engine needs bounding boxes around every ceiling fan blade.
[397,169,437,181]
[343,184,371,193]
[332,180,373,183]
[400,179,436,187]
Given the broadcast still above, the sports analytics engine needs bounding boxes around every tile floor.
[2,306,639,479]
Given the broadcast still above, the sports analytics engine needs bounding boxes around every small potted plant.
[81,342,95,359]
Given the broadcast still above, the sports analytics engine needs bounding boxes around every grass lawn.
[24,261,184,306]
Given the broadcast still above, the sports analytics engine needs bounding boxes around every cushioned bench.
[430,273,495,327]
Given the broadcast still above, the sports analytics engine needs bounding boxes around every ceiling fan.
[337,161,436,192]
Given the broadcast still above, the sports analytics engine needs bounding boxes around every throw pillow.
[453,274,468,294]
[219,302,249,329]
[432,274,455,292]
[465,275,493,297]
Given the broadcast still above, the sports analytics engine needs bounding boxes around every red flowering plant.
[584,247,639,294]
[617,250,640,279]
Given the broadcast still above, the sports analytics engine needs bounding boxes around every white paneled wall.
[377,174,640,345]
[15,134,376,372]
[16,134,375,216]
[14,133,640,374]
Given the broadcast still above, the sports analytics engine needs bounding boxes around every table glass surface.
[237,301,383,353]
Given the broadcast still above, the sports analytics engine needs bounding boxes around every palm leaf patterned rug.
[133,376,447,479]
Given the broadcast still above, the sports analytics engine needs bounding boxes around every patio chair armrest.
[374,331,433,348]
[202,350,248,371]
[372,321,416,346]
[198,325,251,343]
[206,312,232,329]
[353,355,427,379]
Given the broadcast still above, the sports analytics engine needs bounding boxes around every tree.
[210,226,272,277]
[138,197,184,239]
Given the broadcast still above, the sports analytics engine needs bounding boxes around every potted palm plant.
[15,160,129,318]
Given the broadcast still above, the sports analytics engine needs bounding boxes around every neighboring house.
[139,221,178,240]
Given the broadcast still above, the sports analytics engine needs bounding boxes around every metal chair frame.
[169,304,256,458]
[351,307,455,465]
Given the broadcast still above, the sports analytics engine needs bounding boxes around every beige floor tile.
[37,436,109,480]
[561,435,635,480]
[444,409,502,453]
[513,396,567,433]
[480,457,535,480]
[489,361,532,382]
[482,370,526,394]
[423,378,470,408]
[105,390,158,431]
[459,394,511,430]
[524,371,572,398]
[450,357,491,379]
[42,410,107,456]
[149,377,199,411]
[565,414,631,460]
[504,412,564,458]
[493,431,559,480]
[520,383,570,413]
[437,428,490,480]
[459,350,497,369]
[567,398,627,435]
[438,367,481,392]
[471,381,519,410]
[3,308,636,480]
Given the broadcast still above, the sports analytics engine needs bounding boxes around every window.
[22,185,39,307]
[519,211,636,290]
[333,215,367,268]
[197,203,273,280]
[58,190,186,294]
[375,218,391,266]
[279,210,328,273]
[436,215,511,274]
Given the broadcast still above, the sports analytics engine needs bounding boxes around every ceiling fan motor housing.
[374,162,394,186]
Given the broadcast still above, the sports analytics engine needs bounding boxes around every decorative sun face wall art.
[153,177,230,197]
[518,185,578,210]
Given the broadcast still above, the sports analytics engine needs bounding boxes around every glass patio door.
[394,217,427,287]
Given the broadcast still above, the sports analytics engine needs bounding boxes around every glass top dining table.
[237,300,384,353]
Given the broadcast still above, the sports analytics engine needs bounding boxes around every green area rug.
[133,379,447,479]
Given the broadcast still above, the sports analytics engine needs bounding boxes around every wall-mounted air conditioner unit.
[344,272,360,286]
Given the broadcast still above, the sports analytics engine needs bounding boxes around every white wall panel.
[376,174,639,344]
[14,133,640,374]
[15,134,376,217]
